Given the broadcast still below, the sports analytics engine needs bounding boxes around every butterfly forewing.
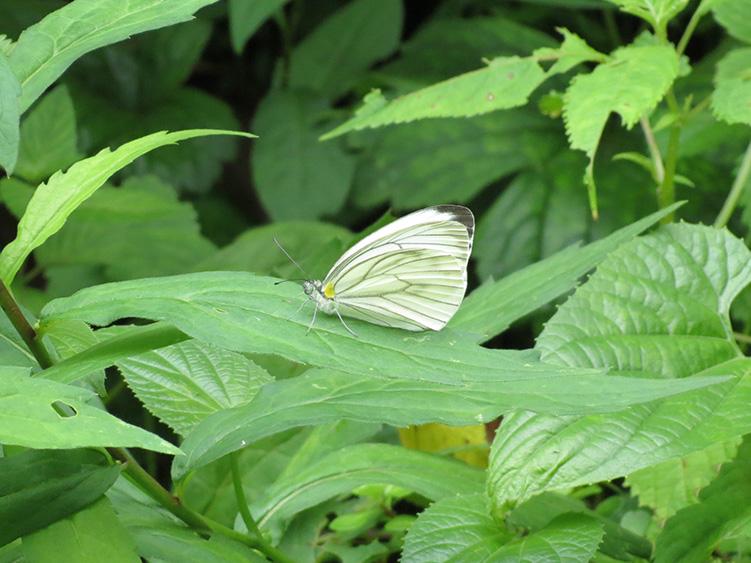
[323,205,474,331]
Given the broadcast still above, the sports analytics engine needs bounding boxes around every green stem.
[715,140,751,228]
[0,279,291,562]
[658,122,682,223]
[230,453,296,563]
[677,0,709,56]
[0,280,53,369]
[640,116,665,182]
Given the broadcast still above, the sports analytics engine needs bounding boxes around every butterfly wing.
[323,206,474,331]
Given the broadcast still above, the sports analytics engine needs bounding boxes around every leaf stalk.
[715,140,751,228]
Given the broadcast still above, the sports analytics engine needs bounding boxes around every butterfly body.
[299,205,474,333]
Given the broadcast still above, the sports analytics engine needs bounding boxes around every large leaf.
[451,204,679,341]
[117,339,272,435]
[8,0,218,112]
[322,56,547,139]
[402,494,604,563]
[288,0,402,99]
[713,0,751,44]
[173,366,726,477]
[563,44,679,209]
[15,85,80,183]
[607,0,689,30]
[0,51,20,174]
[0,128,252,285]
[712,47,751,126]
[352,109,557,209]
[0,367,180,453]
[654,437,751,562]
[21,497,139,563]
[0,448,120,546]
[251,90,354,220]
[486,224,751,512]
[228,0,288,53]
[252,444,484,529]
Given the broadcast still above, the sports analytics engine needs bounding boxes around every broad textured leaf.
[475,152,588,281]
[0,128,252,285]
[21,497,139,563]
[8,0,218,112]
[402,494,603,563]
[563,44,679,199]
[0,449,120,545]
[0,176,217,280]
[107,478,265,562]
[43,318,106,394]
[195,221,351,280]
[0,51,20,174]
[252,444,484,529]
[608,0,689,29]
[626,438,741,522]
[173,366,726,477]
[322,56,547,139]
[451,204,679,341]
[15,85,80,183]
[712,48,751,126]
[487,224,751,512]
[533,27,607,76]
[654,437,751,562]
[252,90,354,220]
[713,0,751,44]
[228,0,288,53]
[118,339,272,435]
[352,109,557,209]
[288,0,402,99]
[0,367,180,453]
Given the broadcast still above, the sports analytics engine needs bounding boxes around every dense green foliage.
[1,0,751,561]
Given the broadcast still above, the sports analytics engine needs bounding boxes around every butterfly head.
[302,280,317,297]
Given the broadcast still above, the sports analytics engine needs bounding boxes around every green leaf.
[73,88,241,194]
[487,224,751,512]
[625,438,742,522]
[0,448,120,546]
[654,437,751,562]
[21,497,139,563]
[288,0,403,99]
[451,204,679,341]
[252,90,354,220]
[0,128,252,285]
[117,339,272,435]
[322,56,547,139]
[713,0,751,44]
[533,27,607,76]
[712,48,751,126]
[252,444,484,530]
[402,494,603,563]
[194,221,351,280]
[563,44,679,211]
[607,0,690,30]
[0,308,36,369]
[174,365,726,477]
[0,367,180,453]
[228,0,288,53]
[474,152,589,281]
[8,0,219,112]
[108,478,265,562]
[43,318,107,395]
[15,85,80,184]
[352,109,558,209]
[0,51,20,174]
[38,322,188,385]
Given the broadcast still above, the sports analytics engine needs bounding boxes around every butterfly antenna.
[273,237,310,278]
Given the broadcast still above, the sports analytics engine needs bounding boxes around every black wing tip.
[432,204,475,236]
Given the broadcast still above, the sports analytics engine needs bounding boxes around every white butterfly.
[280,205,474,335]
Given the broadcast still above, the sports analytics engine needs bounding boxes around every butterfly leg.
[334,308,358,338]
[286,298,309,321]
[306,306,319,335]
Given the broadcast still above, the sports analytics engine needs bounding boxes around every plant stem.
[715,140,751,228]
[677,0,708,56]
[0,280,53,369]
[640,116,665,182]
[230,453,296,563]
[0,279,292,562]
[657,120,682,224]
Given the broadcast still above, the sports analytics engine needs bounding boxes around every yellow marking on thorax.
[323,282,336,299]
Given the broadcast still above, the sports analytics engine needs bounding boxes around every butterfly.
[277,205,474,336]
